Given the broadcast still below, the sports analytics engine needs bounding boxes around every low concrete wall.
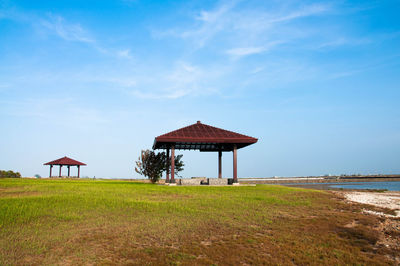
[172,178,230,186]
[178,179,203,186]
[208,178,229,185]
[50,176,79,178]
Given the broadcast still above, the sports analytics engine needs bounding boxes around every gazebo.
[153,121,258,183]
[44,156,86,178]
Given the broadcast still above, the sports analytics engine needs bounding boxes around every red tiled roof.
[44,156,86,166]
[153,121,257,150]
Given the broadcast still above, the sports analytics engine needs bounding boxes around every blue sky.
[1,0,399,178]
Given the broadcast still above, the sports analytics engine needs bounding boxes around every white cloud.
[38,14,136,60]
[41,14,93,43]
[116,49,132,59]
[0,9,134,60]
[226,46,266,56]
[249,66,264,74]
[128,61,226,99]
[225,40,285,58]
[147,1,377,91]
[2,1,388,103]
[166,1,331,52]
[180,2,237,48]
[268,4,329,24]
[196,2,236,23]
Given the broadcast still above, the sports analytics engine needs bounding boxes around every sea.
[282,181,400,191]
[329,181,400,191]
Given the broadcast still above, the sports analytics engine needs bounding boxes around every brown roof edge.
[153,121,258,149]
[44,156,86,166]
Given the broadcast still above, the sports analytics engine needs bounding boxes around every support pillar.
[77,165,80,178]
[67,166,70,177]
[170,145,175,183]
[59,165,62,177]
[49,165,53,177]
[166,148,170,183]
[233,145,238,183]
[218,150,222,178]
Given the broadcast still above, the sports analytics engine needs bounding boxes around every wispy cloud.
[130,61,225,99]
[162,1,331,52]
[179,2,238,48]
[39,14,134,60]
[226,46,265,57]
[116,49,132,59]
[2,0,394,103]
[40,14,93,43]
[146,0,383,94]
[268,4,329,24]
[312,37,371,50]
[226,40,285,59]
[0,8,133,60]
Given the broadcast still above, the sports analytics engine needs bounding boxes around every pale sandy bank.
[343,191,400,217]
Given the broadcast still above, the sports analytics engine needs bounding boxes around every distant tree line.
[0,170,21,178]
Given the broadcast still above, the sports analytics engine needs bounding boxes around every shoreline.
[336,190,400,257]
[339,191,400,217]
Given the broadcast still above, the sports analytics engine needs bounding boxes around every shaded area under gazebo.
[153,121,258,184]
[44,156,86,178]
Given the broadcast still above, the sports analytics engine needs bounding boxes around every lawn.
[0,178,395,265]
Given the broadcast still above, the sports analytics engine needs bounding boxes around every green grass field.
[0,178,395,265]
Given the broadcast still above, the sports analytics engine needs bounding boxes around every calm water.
[330,181,400,191]
[283,181,400,191]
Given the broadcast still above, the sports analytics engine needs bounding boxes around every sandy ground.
[341,191,400,261]
[343,191,400,217]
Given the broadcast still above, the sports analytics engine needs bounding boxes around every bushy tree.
[165,154,185,178]
[135,150,166,183]
[135,150,185,183]
[0,170,21,178]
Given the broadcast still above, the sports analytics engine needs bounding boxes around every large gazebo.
[44,156,86,178]
[153,121,258,183]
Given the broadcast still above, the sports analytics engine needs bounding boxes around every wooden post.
[171,145,175,183]
[49,165,53,177]
[233,145,237,183]
[166,148,170,183]
[67,166,70,177]
[59,165,62,177]
[77,165,80,178]
[218,150,222,178]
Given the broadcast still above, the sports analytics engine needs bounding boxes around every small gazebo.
[153,121,258,183]
[44,156,86,178]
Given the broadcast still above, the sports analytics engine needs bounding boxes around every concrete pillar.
[218,150,222,178]
[77,165,80,178]
[67,166,70,177]
[59,165,62,177]
[171,145,175,183]
[233,145,238,183]
[166,148,170,183]
[49,165,53,177]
